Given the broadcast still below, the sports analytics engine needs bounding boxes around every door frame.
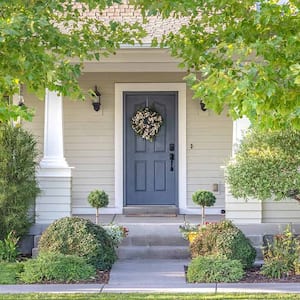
[115,83,187,213]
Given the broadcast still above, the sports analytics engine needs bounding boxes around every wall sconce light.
[200,100,207,111]
[91,85,101,111]
[212,183,219,192]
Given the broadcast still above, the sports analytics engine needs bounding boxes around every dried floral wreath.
[131,107,163,141]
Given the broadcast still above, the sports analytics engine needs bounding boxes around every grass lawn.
[0,294,299,300]
[0,263,23,284]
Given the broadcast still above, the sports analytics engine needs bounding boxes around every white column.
[225,117,262,224]
[232,117,251,155]
[36,89,72,224]
[40,89,69,168]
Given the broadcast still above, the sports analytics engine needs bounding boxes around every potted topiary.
[87,189,109,225]
[192,190,216,226]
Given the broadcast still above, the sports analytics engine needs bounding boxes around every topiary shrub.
[20,252,95,283]
[190,220,256,269]
[88,189,109,224]
[38,217,117,270]
[192,190,216,225]
[187,255,244,283]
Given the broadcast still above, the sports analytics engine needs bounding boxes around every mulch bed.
[96,270,110,284]
[239,266,300,283]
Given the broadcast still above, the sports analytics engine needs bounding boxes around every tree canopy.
[1,0,299,129]
[225,128,300,201]
[0,0,145,122]
[134,0,300,130]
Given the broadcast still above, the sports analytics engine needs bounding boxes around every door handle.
[169,153,174,172]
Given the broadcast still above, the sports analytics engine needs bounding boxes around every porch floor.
[76,214,225,225]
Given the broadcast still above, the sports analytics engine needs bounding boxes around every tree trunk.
[96,208,99,225]
[202,205,205,225]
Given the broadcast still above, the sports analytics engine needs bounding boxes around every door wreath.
[131,107,163,141]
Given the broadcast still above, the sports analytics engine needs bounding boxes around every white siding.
[24,72,232,215]
[35,176,72,223]
[262,200,300,223]
[186,88,232,211]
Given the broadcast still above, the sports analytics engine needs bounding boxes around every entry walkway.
[103,259,300,293]
[1,259,300,294]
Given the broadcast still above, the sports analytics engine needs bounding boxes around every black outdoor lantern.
[91,85,101,111]
[200,100,207,111]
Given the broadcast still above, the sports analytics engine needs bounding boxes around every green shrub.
[192,190,216,225]
[0,262,24,284]
[261,225,300,278]
[88,189,109,224]
[187,255,244,283]
[225,129,300,201]
[0,124,40,240]
[20,252,95,283]
[38,217,117,270]
[192,190,216,207]
[261,259,291,279]
[0,232,20,262]
[190,220,256,269]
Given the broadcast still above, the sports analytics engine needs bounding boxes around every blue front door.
[124,92,178,206]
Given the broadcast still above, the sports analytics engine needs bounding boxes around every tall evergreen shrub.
[0,124,40,240]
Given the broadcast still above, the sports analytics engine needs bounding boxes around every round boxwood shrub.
[20,252,96,283]
[38,217,117,270]
[190,220,256,269]
[187,255,244,283]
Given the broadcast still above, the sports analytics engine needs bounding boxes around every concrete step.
[117,222,188,259]
[32,247,38,258]
[120,223,188,247]
[117,246,190,260]
[123,205,178,216]
[122,235,188,247]
[34,235,42,248]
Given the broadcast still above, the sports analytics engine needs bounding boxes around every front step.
[117,223,189,260]
[123,205,178,217]
[117,245,189,259]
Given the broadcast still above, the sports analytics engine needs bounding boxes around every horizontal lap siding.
[64,74,115,212]
[24,72,232,214]
[262,200,300,223]
[186,88,232,209]
[66,73,188,213]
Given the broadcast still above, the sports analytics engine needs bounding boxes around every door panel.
[124,92,178,206]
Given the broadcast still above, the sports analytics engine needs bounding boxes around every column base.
[35,167,72,224]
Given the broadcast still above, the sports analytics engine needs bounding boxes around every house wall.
[186,87,232,210]
[24,72,233,215]
[262,200,300,223]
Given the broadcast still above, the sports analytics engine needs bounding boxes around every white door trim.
[115,83,187,213]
